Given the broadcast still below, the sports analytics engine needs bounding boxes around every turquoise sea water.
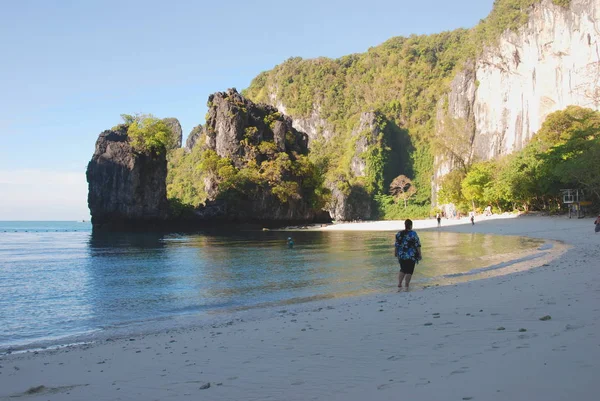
[0,221,546,351]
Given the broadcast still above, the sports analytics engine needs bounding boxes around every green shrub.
[122,114,175,154]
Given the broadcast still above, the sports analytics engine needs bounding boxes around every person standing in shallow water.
[595,215,600,233]
[394,219,422,289]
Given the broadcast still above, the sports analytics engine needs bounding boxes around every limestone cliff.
[162,118,183,149]
[436,0,600,185]
[204,89,308,166]
[273,99,336,144]
[197,89,327,223]
[184,124,203,152]
[86,125,169,230]
[327,112,383,221]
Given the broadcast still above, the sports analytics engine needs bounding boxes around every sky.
[0,0,494,220]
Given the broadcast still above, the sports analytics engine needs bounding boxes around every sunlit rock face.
[434,0,600,198]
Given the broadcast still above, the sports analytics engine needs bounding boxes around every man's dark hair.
[405,219,413,230]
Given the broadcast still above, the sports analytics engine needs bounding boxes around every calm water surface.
[0,221,545,350]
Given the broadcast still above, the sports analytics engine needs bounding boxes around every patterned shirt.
[395,230,421,261]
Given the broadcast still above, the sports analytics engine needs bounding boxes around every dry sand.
[1,215,599,401]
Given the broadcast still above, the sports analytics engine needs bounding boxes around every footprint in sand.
[14,384,89,398]
[416,378,431,387]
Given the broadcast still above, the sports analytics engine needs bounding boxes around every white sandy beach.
[1,215,599,401]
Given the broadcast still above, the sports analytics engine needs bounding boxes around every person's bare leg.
[405,274,412,288]
[398,271,405,288]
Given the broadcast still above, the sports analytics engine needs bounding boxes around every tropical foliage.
[120,114,176,154]
[438,106,600,214]
[166,0,587,219]
[242,0,557,218]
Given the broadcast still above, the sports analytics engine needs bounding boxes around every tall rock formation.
[435,0,600,191]
[184,124,203,152]
[328,112,383,221]
[162,118,183,149]
[196,88,326,223]
[273,99,336,145]
[86,125,169,230]
[244,0,599,212]
[204,89,309,165]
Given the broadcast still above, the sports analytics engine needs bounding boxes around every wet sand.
[0,215,598,401]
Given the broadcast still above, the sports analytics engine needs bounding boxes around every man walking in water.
[394,219,422,289]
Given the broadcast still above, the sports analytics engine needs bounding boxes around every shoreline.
[311,211,521,232]
[0,235,561,355]
[1,215,598,400]
[0,216,564,355]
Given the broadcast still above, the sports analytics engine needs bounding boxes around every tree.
[461,161,495,211]
[123,114,176,154]
[437,169,466,207]
[390,175,417,208]
[539,106,600,201]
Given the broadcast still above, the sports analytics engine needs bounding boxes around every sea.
[0,221,549,352]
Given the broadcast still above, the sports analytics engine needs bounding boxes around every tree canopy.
[440,106,600,214]
[121,114,176,154]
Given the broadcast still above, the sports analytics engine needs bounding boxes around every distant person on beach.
[287,237,294,248]
[436,213,441,227]
[595,215,600,233]
[470,211,475,225]
[394,219,422,289]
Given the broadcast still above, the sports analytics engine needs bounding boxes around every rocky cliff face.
[328,112,384,221]
[199,88,327,223]
[436,0,600,184]
[86,125,169,229]
[273,99,336,145]
[255,104,385,221]
[184,124,203,152]
[88,92,329,230]
[162,118,183,149]
[205,89,308,165]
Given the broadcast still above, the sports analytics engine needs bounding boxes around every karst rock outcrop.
[327,112,383,221]
[162,118,183,149]
[86,125,169,230]
[87,90,330,230]
[434,0,600,197]
[199,88,327,223]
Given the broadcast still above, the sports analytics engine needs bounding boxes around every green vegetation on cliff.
[168,146,325,209]
[120,114,176,154]
[243,0,555,219]
[439,106,600,213]
[167,90,327,215]
[551,0,571,8]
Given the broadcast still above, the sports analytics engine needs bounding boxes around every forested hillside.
[166,0,596,219]
[240,0,582,217]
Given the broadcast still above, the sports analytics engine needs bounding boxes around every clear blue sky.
[0,0,494,220]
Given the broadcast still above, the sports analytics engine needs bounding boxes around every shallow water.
[0,221,546,350]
